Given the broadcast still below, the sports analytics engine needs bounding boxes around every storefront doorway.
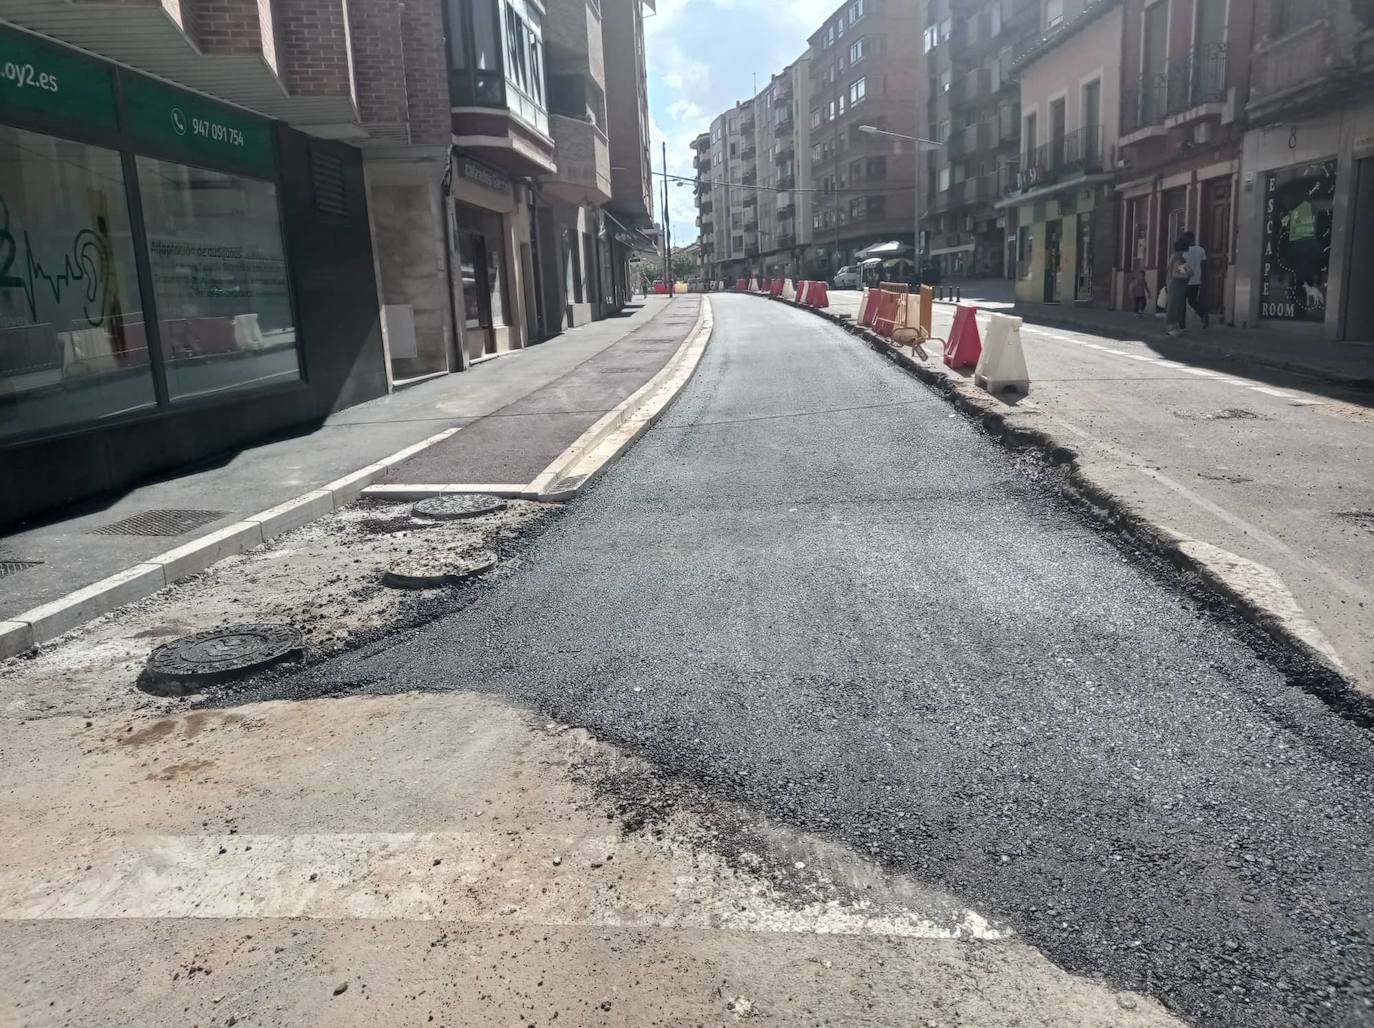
[1044,220,1062,303]
[455,202,509,361]
[1075,212,1093,303]
[1199,178,1232,316]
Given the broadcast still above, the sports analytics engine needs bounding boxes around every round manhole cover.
[413,493,506,521]
[381,548,498,590]
[144,624,304,694]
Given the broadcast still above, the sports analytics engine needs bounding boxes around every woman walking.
[1166,236,1191,337]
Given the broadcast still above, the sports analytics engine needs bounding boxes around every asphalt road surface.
[292,294,1374,1027]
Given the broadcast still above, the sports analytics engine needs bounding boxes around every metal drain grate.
[93,509,228,537]
[0,560,43,579]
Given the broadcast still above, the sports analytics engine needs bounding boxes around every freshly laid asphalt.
[279,294,1374,1027]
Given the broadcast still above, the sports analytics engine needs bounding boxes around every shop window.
[1260,159,1336,322]
[0,125,154,440]
[136,156,300,402]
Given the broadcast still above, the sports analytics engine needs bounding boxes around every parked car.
[832,265,862,290]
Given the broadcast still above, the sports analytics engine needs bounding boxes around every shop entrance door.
[1044,220,1062,303]
[1075,211,1093,302]
[1159,188,1187,275]
[1200,178,1232,316]
[458,229,498,359]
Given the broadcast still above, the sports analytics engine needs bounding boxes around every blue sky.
[644,0,838,241]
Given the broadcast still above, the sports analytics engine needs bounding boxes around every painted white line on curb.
[539,298,715,502]
[527,298,712,500]
[152,521,266,585]
[3,426,470,658]
[0,621,34,661]
[12,564,168,644]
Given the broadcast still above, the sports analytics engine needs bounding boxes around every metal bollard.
[956,286,961,302]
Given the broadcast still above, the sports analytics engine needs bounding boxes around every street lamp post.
[858,125,945,282]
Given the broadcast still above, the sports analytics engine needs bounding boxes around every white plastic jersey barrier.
[782,279,796,301]
[974,313,1029,394]
[747,277,760,293]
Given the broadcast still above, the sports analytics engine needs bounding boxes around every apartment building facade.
[1001,0,1122,306]
[922,0,1043,280]
[1232,0,1374,340]
[805,0,922,277]
[1108,0,1252,317]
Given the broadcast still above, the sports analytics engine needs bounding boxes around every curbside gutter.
[741,290,1374,724]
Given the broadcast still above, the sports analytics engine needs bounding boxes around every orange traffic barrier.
[735,278,747,291]
[943,304,982,369]
[797,281,812,305]
[871,289,902,337]
[770,278,784,296]
[809,281,829,308]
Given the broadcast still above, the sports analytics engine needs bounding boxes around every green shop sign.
[0,25,117,131]
[122,74,277,176]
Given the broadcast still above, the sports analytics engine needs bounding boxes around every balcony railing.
[1004,124,1106,194]
[743,194,758,207]
[1249,19,1343,118]
[772,90,793,108]
[741,170,757,185]
[777,202,795,220]
[777,174,796,190]
[741,146,757,160]
[774,118,794,136]
[1122,43,1228,135]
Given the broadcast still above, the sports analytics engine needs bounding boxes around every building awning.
[602,208,660,253]
[855,240,912,259]
[930,242,976,256]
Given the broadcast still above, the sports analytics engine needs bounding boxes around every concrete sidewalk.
[0,295,699,648]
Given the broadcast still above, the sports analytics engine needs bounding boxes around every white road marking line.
[0,833,1011,940]
[1181,368,1220,377]
[1249,386,1294,399]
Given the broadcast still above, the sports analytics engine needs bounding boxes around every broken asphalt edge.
[746,291,1374,727]
[0,425,465,662]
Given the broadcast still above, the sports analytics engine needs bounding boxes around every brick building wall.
[279,0,354,97]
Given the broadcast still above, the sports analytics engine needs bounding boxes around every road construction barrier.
[858,288,876,327]
[871,288,903,337]
[747,276,759,293]
[807,281,829,308]
[797,281,812,305]
[974,313,1029,394]
[782,278,796,301]
[770,278,784,297]
[736,278,747,291]
[943,304,982,370]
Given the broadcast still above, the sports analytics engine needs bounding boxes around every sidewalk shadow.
[1009,305,1374,409]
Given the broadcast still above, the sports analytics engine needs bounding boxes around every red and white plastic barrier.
[943,304,982,370]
